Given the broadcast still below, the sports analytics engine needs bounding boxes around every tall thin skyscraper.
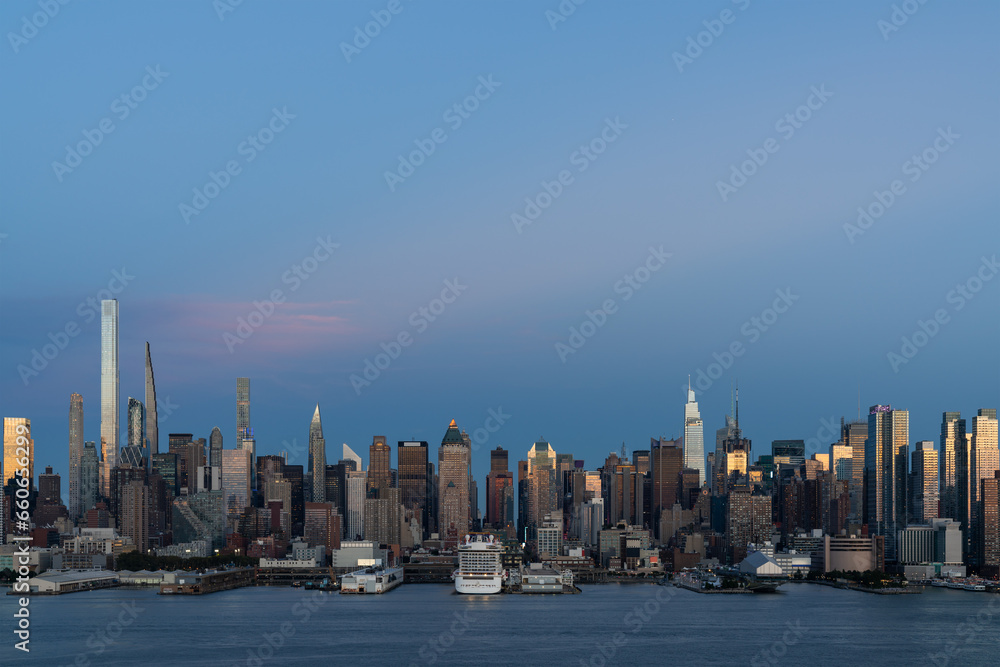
[368,436,392,494]
[69,393,84,519]
[308,405,326,503]
[101,299,119,497]
[683,381,705,486]
[864,405,908,560]
[438,419,470,547]
[968,409,999,564]
[80,441,100,513]
[145,342,158,457]
[910,441,938,524]
[940,411,964,520]
[236,377,250,445]
[127,398,145,449]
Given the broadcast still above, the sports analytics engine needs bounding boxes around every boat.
[454,533,504,594]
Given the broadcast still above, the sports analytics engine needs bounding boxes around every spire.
[313,403,321,422]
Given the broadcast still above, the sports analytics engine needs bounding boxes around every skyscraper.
[127,398,145,450]
[342,443,363,470]
[683,383,705,486]
[209,427,223,468]
[368,436,392,494]
[236,377,250,445]
[101,299,119,496]
[968,409,999,565]
[145,342,158,457]
[438,420,470,547]
[398,441,429,537]
[80,441,100,514]
[221,448,252,521]
[68,393,84,519]
[345,469,367,539]
[4,418,33,488]
[308,405,326,502]
[981,471,1000,572]
[526,440,558,533]
[940,412,964,521]
[486,446,513,529]
[650,437,683,532]
[840,419,868,521]
[864,405,908,560]
[910,441,938,524]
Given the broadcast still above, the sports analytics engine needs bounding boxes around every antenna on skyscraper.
[734,381,740,439]
[621,441,626,459]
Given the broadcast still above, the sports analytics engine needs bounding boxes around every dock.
[159,567,256,595]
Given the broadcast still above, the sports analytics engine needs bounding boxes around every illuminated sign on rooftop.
[869,405,892,415]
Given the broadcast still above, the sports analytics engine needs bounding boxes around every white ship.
[454,533,504,594]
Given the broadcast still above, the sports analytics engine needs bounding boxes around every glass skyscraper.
[236,377,250,445]
[308,405,326,502]
[683,383,705,486]
[101,299,119,496]
[145,342,158,457]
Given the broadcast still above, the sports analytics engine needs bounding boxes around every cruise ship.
[454,533,504,594]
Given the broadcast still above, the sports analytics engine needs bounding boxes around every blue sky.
[1,1,998,499]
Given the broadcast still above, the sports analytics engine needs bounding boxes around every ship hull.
[455,575,503,594]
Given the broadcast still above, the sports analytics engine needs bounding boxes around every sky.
[1,1,998,504]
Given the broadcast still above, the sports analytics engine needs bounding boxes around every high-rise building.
[981,471,1000,572]
[683,383,706,486]
[650,437,683,529]
[80,441,100,514]
[221,448,252,521]
[308,405,326,502]
[772,440,806,469]
[152,452,179,497]
[127,397,145,450]
[144,342,158,457]
[486,446,513,529]
[713,415,736,494]
[368,436,392,494]
[345,469,367,540]
[910,441,938,524]
[364,486,402,546]
[100,299,119,497]
[241,433,256,488]
[398,441,429,536]
[120,480,149,553]
[940,412,964,521]
[841,419,868,520]
[38,466,61,505]
[4,418,33,488]
[526,440,558,533]
[864,405,908,560]
[68,393,84,519]
[342,443,363,471]
[236,377,250,445]
[968,409,999,565]
[438,420,470,547]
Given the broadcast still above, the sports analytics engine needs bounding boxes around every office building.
[368,436,392,494]
[308,405,326,502]
[4,418,33,487]
[127,397,145,451]
[68,393,84,519]
[772,440,806,469]
[100,299,119,496]
[650,437,683,528]
[981,471,1000,572]
[221,448,252,520]
[864,405,909,560]
[209,427,223,468]
[346,470,367,540]
[236,377,250,445]
[486,446,513,529]
[910,441,938,524]
[152,452,179,497]
[683,383,706,485]
[940,412,964,521]
[398,441,429,538]
[968,409,999,564]
[364,487,401,546]
[438,420,470,546]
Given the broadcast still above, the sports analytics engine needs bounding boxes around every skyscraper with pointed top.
[236,378,250,445]
[309,405,326,503]
[683,377,705,487]
[69,393,84,519]
[145,342,158,459]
